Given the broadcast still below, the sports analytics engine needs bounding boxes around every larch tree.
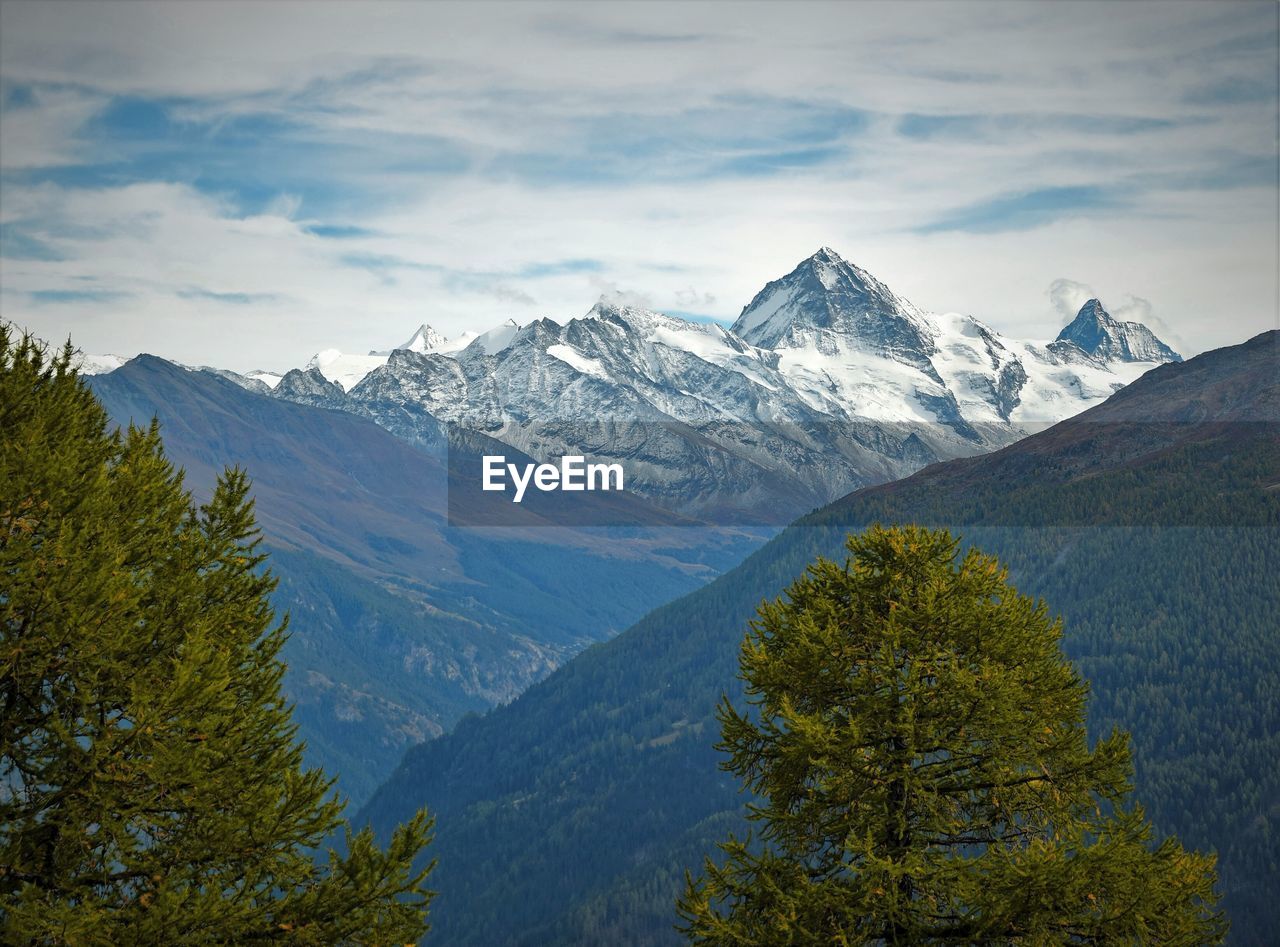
[0,328,434,944]
[678,524,1225,945]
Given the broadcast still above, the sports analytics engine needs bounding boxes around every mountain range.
[82,248,1183,523]
[73,248,1190,805]
[358,330,1278,945]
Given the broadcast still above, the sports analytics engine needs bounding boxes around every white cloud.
[1048,278,1096,325]
[586,276,655,313]
[1112,293,1188,355]
[0,85,104,170]
[674,287,717,310]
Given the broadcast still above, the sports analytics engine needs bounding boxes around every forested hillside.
[87,356,764,804]
[360,332,1279,944]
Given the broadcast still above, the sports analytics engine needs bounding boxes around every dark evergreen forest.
[361,334,1279,945]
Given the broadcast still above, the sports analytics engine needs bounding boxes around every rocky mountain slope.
[219,248,1181,522]
[358,331,1278,945]
[87,359,763,804]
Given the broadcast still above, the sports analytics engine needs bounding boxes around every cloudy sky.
[1,1,1276,372]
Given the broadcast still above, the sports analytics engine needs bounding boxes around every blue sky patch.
[306,223,381,239]
[28,288,130,304]
[0,223,68,261]
[177,287,278,305]
[916,185,1123,234]
[517,259,604,278]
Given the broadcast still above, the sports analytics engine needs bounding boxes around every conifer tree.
[678,525,1225,944]
[0,328,434,943]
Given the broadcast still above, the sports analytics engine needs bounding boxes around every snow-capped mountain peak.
[585,293,670,329]
[1054,298,1182,363]
[370,323,450,356]
[464,318,522,356]
[395,323,448,355]
[304,348,389,391]
[245,369,282,389]
[72,352,133,375]
[731,247,933,361]
[804,246,896,301]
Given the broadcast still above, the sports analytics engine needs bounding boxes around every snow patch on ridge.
[306,349,389,392]
[465,319,521,356]
[246,370,283,389]
[546,344,608,379]
[73,353,132,375]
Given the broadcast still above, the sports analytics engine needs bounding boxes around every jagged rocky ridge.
[208,249,1183,521]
